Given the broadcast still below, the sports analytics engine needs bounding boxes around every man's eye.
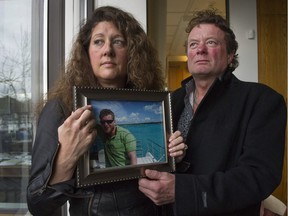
[189,42,198,49]
[207,40,218,46]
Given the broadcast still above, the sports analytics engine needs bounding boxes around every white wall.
[228,0,258,82]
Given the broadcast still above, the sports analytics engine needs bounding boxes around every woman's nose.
[103,42,114,56]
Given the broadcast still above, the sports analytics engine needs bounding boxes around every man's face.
[100,114,115,136]
[186,24,233,79]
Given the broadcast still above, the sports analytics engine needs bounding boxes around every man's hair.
[99,109,115,120]
[185,8,239,72]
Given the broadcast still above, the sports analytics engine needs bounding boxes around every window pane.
[0,0,43,214]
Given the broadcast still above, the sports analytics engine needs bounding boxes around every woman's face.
[88,21,128,88]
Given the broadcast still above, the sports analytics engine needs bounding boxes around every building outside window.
[0,0,45,214]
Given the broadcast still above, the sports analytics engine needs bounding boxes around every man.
[98,108,137,167]
[138,9,287,215]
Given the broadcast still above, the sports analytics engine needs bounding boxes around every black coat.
[171,73,286,215]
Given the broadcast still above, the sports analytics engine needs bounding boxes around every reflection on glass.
[0,0,36,214]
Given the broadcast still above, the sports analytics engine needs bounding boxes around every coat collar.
[180,69,233,88]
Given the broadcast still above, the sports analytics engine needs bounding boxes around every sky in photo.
[89,100,164,124]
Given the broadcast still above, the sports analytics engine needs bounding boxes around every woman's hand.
[168,130,188,163]
[49,105,97,184]
[58,105,97,160]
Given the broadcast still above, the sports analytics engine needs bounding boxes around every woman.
[27,6,186,216]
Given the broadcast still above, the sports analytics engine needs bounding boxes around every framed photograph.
[73,86,175,187]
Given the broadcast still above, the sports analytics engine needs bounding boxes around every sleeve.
[174,89,287,215]
[26,100,76,216]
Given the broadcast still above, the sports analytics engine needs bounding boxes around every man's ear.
[227,49,236,64]
[227,54,233,64]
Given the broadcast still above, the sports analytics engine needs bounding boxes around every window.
[0,0,45,214]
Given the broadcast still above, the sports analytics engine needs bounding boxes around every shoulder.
[37,98,67,125]
[116,126,135,138]
[117,125,130,133]
[43,98,64,111]
[231,75,284,100]
[229,76,286,117]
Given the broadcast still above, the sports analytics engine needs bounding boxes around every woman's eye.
[113,39,126,47]
[93,39,104,46]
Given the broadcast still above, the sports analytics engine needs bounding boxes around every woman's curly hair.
[185,8,239,73]
[40,6,164,116]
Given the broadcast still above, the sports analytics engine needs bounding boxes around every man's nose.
[196,43,207,54]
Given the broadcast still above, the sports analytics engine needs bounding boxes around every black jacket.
[171,73,286,215]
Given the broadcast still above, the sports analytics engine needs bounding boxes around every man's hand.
[168,130,187,163]
[138,169,175,205]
